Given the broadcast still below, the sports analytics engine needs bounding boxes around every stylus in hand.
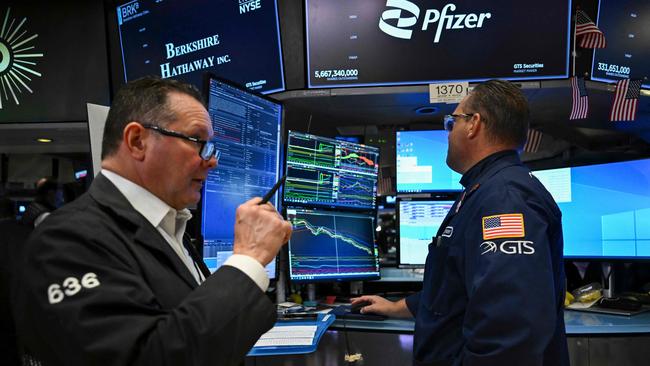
[258,175,286,205]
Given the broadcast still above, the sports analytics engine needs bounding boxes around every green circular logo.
[0,39,12,75]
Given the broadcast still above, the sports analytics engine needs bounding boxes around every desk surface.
[330,310,650,335]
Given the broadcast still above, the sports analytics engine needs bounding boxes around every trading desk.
[245,310,650,366]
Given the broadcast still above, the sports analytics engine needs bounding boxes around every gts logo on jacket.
[480,240,535,256]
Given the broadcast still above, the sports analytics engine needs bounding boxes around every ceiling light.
[36,138,52,143]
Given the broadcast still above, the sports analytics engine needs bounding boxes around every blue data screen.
[201,78,282,277]
[398,199,454,267]
[532,158,650,259]
[396,130,463,193]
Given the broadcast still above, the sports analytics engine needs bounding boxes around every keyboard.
[253,325,317,347]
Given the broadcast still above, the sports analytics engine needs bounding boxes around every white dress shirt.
[101,170,269,291]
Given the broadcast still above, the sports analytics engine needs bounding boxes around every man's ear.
[466,113,483,139]
[122,122,148,161]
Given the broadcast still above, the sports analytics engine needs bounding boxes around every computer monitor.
[114,0,285,93]
[590,0,650,88]
[284,131,380,210]
[286,207,381,282]
[396,130,463,193]
[397,198,455,267]
[200,75,283,278]
[532,158,650,259]
[306,0,570,88]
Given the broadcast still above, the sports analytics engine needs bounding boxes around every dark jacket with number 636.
[12,173,276,366]
[405,150,569,366]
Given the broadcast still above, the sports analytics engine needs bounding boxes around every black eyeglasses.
[443,113,475,132]
[142,124,220,161]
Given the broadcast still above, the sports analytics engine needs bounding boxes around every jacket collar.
[88,173,200,289]
[459,149,521,189]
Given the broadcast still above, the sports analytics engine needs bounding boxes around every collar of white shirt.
[101,169,192,235]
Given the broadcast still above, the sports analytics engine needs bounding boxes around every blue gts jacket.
[405,150,568,366]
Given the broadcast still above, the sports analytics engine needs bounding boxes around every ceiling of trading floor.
[275,79,650,166]
[1,80,649,168]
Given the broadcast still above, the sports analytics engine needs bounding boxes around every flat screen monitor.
[532,158,650,259]
[286,207,381,282]
[284,131,380,210]
[305,0,571,88]
[200,76,283,278]
[396,130,463,193]
[115,0,285,93]
[397,198,455,267]
[591,0,650,88]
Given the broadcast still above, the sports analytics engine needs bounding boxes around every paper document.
[253,325,317,347]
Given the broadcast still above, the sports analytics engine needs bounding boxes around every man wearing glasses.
[13,76,292,365]
[353,80,568,366]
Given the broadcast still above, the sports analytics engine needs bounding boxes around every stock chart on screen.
[286,208,380,282]
[284,131,379,210]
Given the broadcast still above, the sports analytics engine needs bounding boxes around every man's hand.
[233,197,293,266]
[350,296,414,318]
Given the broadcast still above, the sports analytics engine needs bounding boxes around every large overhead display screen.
[116,0,285,93]
[306,0,571,88]
[591,0,650,88]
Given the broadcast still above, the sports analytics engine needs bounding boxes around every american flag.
[610,79,642,122]
[569,76,589,120]
[575,10,606,49]
[523,129,543,153]
[482,213,525,240]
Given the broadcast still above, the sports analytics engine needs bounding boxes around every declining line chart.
[287,209,379,280]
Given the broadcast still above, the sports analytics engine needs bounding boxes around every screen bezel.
[196,72,285,279]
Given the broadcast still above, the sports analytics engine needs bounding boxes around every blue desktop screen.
[201,77,282,277]
[396,130,463,193]
[532,158,650,259]
[286,208,381,282]
[398,199,455,267]
[284,131,380,210]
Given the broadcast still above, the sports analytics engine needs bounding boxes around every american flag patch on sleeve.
[482,213,525,240]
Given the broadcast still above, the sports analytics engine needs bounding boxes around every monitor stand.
[602,262,615,298]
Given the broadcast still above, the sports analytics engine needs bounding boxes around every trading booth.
[2,0,650,365]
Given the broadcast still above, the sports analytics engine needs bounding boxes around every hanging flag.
[610,79,642,122]
[523,129,543,153]
[575,10,606,49]
[569,76,589,120]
